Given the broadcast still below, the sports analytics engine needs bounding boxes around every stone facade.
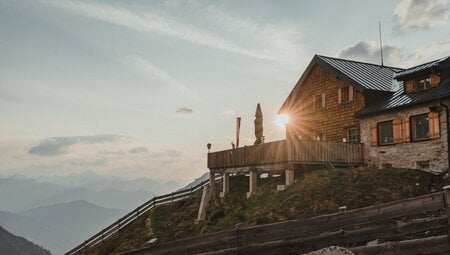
[285,64,365,142]
[360,102,449,173]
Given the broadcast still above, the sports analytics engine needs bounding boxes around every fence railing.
[121,190,449,255]
[65,179,212,255]
[207,139,364,169]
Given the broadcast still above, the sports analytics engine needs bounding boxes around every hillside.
[1,200,125,255]
[20,200,126,241]
[0,226,51,255]
[85,167,445,254]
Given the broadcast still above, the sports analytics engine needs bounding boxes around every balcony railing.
[207,139,364,169]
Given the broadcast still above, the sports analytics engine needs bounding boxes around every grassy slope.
[89,167,444,254]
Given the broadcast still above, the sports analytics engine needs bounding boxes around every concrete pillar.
[209,172,215,192]
[246,171,257,198]
[219,173,230,198]
[285,166,295,186]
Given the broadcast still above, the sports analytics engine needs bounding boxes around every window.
[417,76,432,91]
[411,114,429,141]
[313,94,325,110]
[347,127,360,143]
[341,86,349,103]
[315,133,326,141]
[378,121,394,145]
[338,86,353,104]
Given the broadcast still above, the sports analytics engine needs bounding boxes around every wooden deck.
[207,139,364,169]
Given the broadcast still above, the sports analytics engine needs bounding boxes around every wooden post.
[247,171,257,198]
[220,173,230,198]
[444,185,450,242]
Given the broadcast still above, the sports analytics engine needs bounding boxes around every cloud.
[338,39,450,68]
[221,110,236,115]
[42,0,267,59]
[28,135,123,156]
[176,107,195,114]
[202,5,306,68]
[394,0,449,30]
[128,147,149,154]
[338,41,406,66]
[127,55,199,100]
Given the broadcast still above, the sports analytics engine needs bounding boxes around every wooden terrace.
[207,139,364,170]
[207,139,364,198]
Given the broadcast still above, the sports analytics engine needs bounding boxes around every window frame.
[341,86,350,103]
[410,113,430,142]
[377,120,394,146]
[347,127,361,144]
[313,94,323,110]
[416,76,432,92]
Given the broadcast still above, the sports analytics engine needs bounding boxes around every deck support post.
[246,171,257,198]
[220,173,230,198]
[285,165,295,186]
[209,172,216,194]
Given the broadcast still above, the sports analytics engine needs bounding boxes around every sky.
[1,0,450,183]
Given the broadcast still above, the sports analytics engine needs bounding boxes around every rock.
[303,246,354,255]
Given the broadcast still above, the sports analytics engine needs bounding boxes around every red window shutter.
[401,119,410,142]
[428,112,440,139]
[370,125,377,146]
[393,119,402,144]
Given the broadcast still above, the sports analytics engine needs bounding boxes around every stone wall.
[360,102,449,173]
[286,64,365,142]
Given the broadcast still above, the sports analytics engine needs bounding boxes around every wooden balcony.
[207,139,364,169]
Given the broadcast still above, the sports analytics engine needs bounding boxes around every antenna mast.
[378,21,384,66]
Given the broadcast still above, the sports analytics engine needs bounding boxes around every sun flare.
[276,114,290,127]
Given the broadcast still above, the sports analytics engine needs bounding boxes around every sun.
[276,114,290,127]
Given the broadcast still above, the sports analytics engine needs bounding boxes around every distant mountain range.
[0,170,206,254]
[0,170,184,212]
[178,172,209,190]
[0,225,51,255]
[0,200,125,255]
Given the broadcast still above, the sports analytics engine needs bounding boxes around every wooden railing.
[65,179,212,255]
[288,139,363,164]
[208,140,287,169]
[208,139,364,169]
[120,190,450,255]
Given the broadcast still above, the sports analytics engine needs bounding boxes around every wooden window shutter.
[431,73,441,87]
[401,119,410,142]
[321,93,326,108]
[370,125,377,146]
[349,86,354,101]
[313,96,316,110]
[393,119,402,144]
[405,80,415,93]
[338,88,342,104]
[428,112,440,139]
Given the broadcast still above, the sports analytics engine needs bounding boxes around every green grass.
[90,167,445,254]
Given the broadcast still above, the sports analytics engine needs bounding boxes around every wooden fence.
[207,139,364,169]
[65,179,212,255]
[121,189,450,255]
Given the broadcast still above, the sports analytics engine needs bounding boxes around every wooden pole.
[236,117,241,148]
